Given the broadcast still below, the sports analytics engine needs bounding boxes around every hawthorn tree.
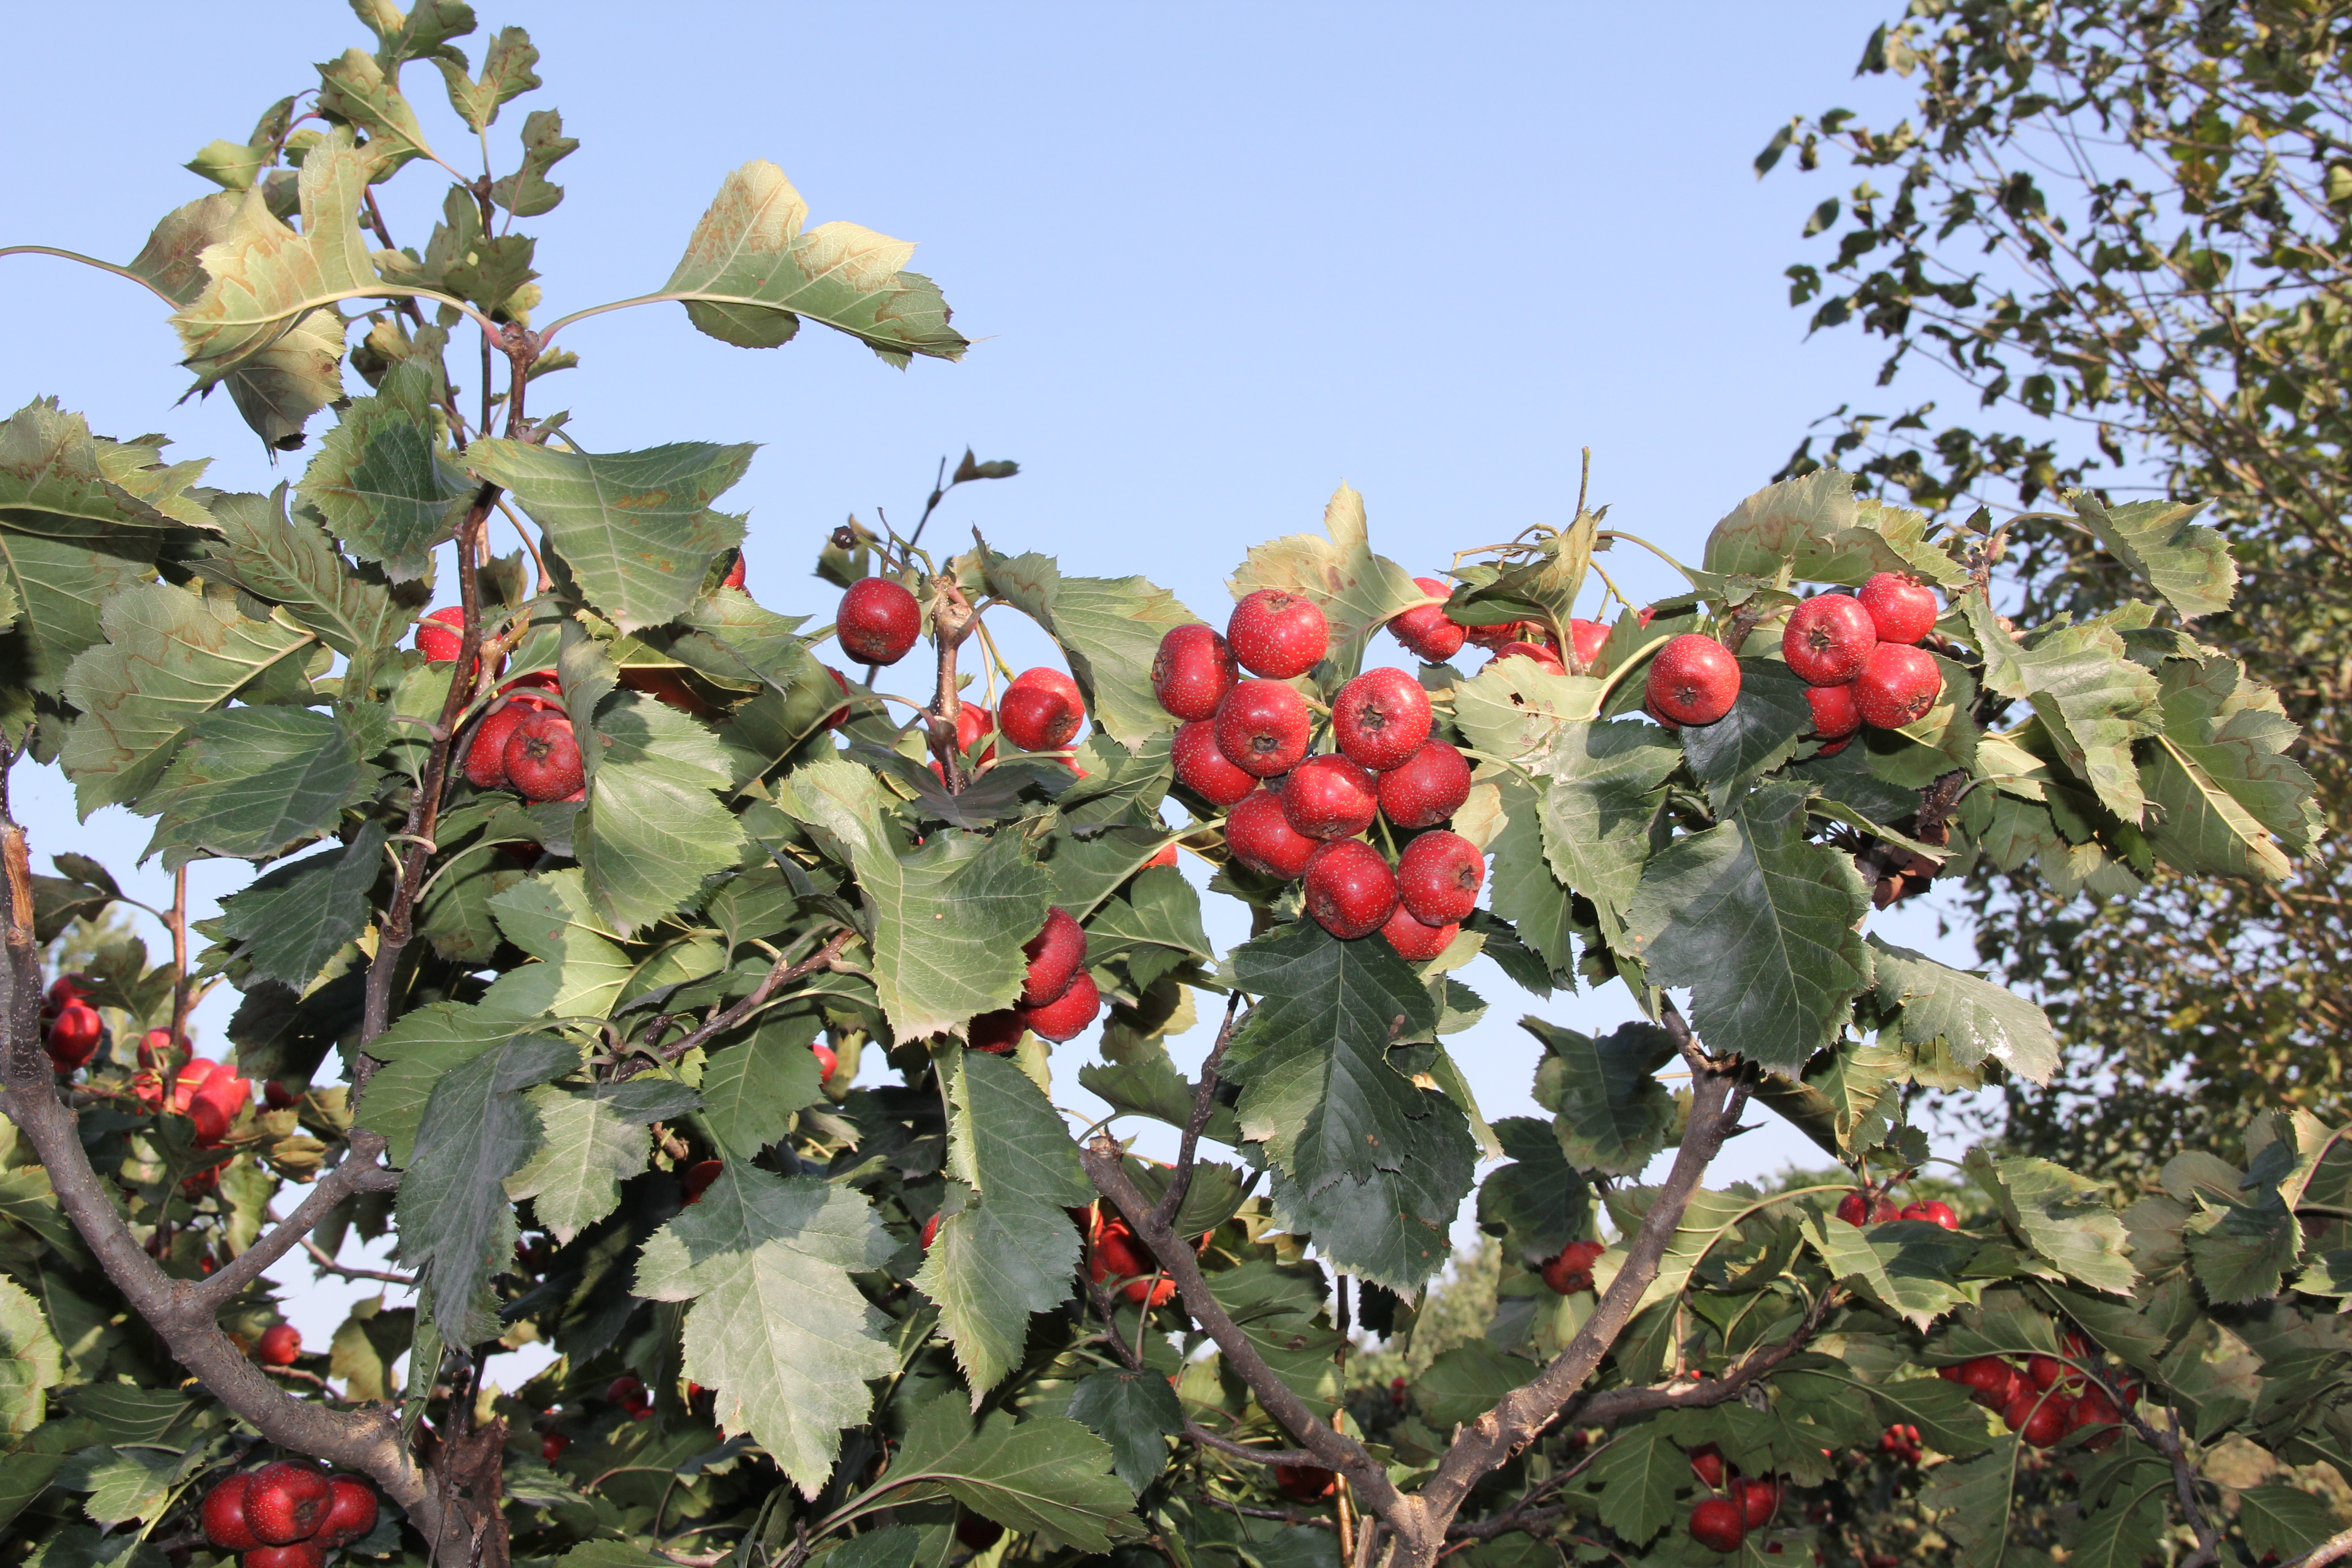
[0,10,2343,1568]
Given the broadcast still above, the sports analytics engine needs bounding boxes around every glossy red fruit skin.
[1688,1445,1726,1490]
[1855,643,1942,729]
[1228,589,1329,679]
[1646,634,1741,725]
[1858,572,1940,644]
[920,1211,941,1251]
[681,1160,725,1205]
[1145,843,1180,869]
[1333,667,1434,770]
[1020,969,1101,1043]
[44,1001,103,1069]
[1172,720,1258,808]
[1396,830,1483,925]
[968,1009,1025,1053]
[1488,640,1565,675]
[1379,904,1457,961]
[246,1544,326,1568]
[812,1041,838,1081]
[1226,788,1322,879]
[1540,1239,1604,1294]
[505,710,584,801]
[1303,840,1399,940]
[1783,594,1877,685]
[465,693,556,789]
[1274,1464,1338,1503]
[190,1073,253,1147]
[1958,1356,2015,1405]
[1281,755,1382,841]
[1901,1199,1960,1230]
[1466,619,1547,652]
[1378,740,1471,829]
[1690,1498,1746,1553]
[1804,682,1862,741]
[1391,578,1467,662]
[1152,623,1239,721]
[837,577,922,665]
[720,552,747,592]
[246,1461,332,1545]
[1871,1197,1901,1222]
[1214,679,1312,778]
[1735,1477,1779,1529]
[46,975,85,1008]
[202,1474,262,1551]
[2011,1393,2072,1447]
[954,703,996,764]
[1022,907,1087,1006]
[257,1324,302,1367]
[1834,1191,1871,1226]
[2073,1387,2122,1431]
[1000,667,1086,751]
[314,1477,377,1548]
[416,606,466,662]
[542,1431,570,1463]
[1567,618,1610,669]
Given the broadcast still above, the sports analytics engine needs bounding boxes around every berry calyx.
[415,606,466,662]
[1899,1199,1959,1230]
[465,692,557,789]
[1022,907,1088,1007]
[1689,1498,1745,1554]
[1303,839,1398,941]
[505,710,585,801]
[1333,666,1434,770]
[314,1478,377,1549]
[1854,643,1942,728]
[1172,720,1258,808]
[1000,667,1086,751]
[1540,1240,1604,1294]
[837,578,922,666]
[1226,788,1321,879]
[245,1461,332,1545]
[202,1474,263,1552]
[1646,635,1741,725]
[1281,755,1382,841]
[1804,682,1861,742]
[1377,740,1471,830]
[1020,968,1101,1043]
[1213,679,1312,778]
[1228,589,1329,679]
[1390,577,1466,662]
[257,1324,302,1366]
[1782,593,1877,685]
[1395,830,1483,926]
[1152,623,1239,721]
[1379,903,1457,961]
[1858,572,1940,644]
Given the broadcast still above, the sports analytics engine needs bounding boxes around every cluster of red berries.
[1085,1208,1180,1306]
[608,1374,654,1421]
[1876,1423,1924,1465]
[966,906,1100,1051]
[1538,1239,1604,1294]
[413,612,587,803]
[200,1463,377,1568]
[39,974,105,1072]
[1686,1446,1779,1554]
[1940,1336,2133,1450]
[129,1027,253,1148]
[1160,592,1480,956]
[1833,1189,1959,1229]
[1780,573,1945,754]
[1386,577,1612,676]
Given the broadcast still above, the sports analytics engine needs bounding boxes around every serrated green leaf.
[698,1019,823,1160]
[193,488,409,657]
[1584,1421,1681,1545]
[1412,1345,1539,1430]
[141,706,374,864]
[1799,1212,1975,1328]
[490,108,576,216]
[2071,493,2235,620]
[0,1276,64,1436]
[1624,782,1872,1074]
[574,692,746,935]
[1476,1117,1592,1259]
[1267,1124,1475,1294]
[2141,652,2317,877]
[1917,1443,2022,1568]
[316,48,436,172]
[1854,1372,1998,1459]
[2238,1483,2339,1563]
[297,361,471,581]
[2182,1186,2298,1305]
[1680,659,1811,806]
[881,1396,1139,1549]
[1485,771,1586,982]
[53,1446,178,1527]
[2065,1475,2169,1568]
[635,1166,897,1495]
[433,27,540,132]
[1526,1017,1676,1176]
[662,160,968,364]
[1703,470,1945,586]
[216,819,385,990]
[1965,1150,2136,1295]
[1065,1369,1184,1493]
[1451,657,1605,765]
[481,869,633,1019]
[1968,597,2161,825]
[356,1000,534,1163]
[1228,483,1425,681]
[1534,719,1677,952]
[0,527,159,697]
[980,549,1199,747]
[1081,866,1211,974]
[0,398,212,534]
[506,1082,655,1244]
[1867,936,2057,1085]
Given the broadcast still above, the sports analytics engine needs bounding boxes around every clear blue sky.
[3,3,1960,1325]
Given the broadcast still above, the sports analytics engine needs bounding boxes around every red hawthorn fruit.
[1145,843,1181,869]
[44,1001,103,1070]
[505,710,585,801]
[1274,1465,1338,1504]
[314,1478,377,1548]
[1089,1213,1176,1305]
[1020,969,1101,1043]
[954,703,997,764]
[1172,719,1258,808]
[608,1375,651,1418]
[246,1461,332,1545]
[720,551,747,592]
[201,1474,263,1552]
[190,1071,253,1147]
[2027,1354,2073,1392]
[1782,594,1878,685]
[1213,679,1312,778]
[1333,666,1434,770]
[1689,1444,1727,1490]
[257,1324,302,1367]
[1281,754,1382,841]
[1900,1199,1960,1230]
[921,1212,941,1251]
[137,1027,179,1068]
[1567,617,1610,669]
[681,1160,725,1205]
[2073,1387,2122,1431]
[542,1432,570,1463]
[1303,839,1398,940]
[1647,634,1741,725]
[465,692,557,789]
[1734,1477,1779,1529]
[1642,699,1680,731]
[1000,667,1086,751]
[1834,1191,1872,1227]
[415,605,467,662]
[1488,637,1566,677]
[1689,1498,1745,1554]
[955,1514,1005,1552]
[1540,1240,1604,1294]
[247,1544,326,1568]
[837,577,922,665]
[1152,623,1240,722]
[1232,785,1326,884]
[264,1080,298,1111]
[1854,643,1942,729]
[2011,1393,2072,1448]
[1805,681,1862,742]
[1465,619,1547,652]
[1396,830,1483,925]
[1959,1356,2017,1406]
[1871,1197,1900,1222]
[1858,572,1940,644]
[812,1042,838,1082]
[967,1010,1025,1054]
[1022,907,1088,1006]
[1228,588,1329,679]
[1390,577,1467,662]
[1377,740,1471,829]
[1379,904,1458,962]
[46,975,87,1008]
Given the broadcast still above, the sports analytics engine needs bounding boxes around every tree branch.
[1184,1422,1327,1470]
[620,929,855,1078]
[1152,991,1245,1232]
[192,1149,402,1308]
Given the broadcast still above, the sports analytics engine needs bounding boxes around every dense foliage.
[0,9,2338,1568]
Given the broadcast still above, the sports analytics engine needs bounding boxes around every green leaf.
[328,1299,414,1403]
[489,108,576,216]
[1917,1444,2025,1568]
[0,1276,64,1436]
[1229,483,1426,680]
[1679,659,1812,807]
[2182,1185,2298,1305]
[0,526,161,697]
[480,869,634,1019]
[1526,1017,1677,1176]
[433,27,540,131]
[634,1166,897,1495]
[778,756,1052,1041]
[698,1019,824,1160]
[316,48,436,172]
[1534,720,1678,953]
[1798,1211,1974,1329]
[980,551,1199,748]
[0,398,212,533]
[1267,1126,1475,1294]
[1452,658,1607,765]
[916,1050,1091,1397]
[216,820,386,990]
[1082,865,1212,973]
[2070,493,2235,621]
[297,361,471,582]
[2238,1484,2339,1564]
[1968,597,2161,825]
[58,582,316,816]
[504,1078,695,1244]
[1065,1369,1184,1493]
[1584,1421,1681,1545]
[1867,937,2057,1085]
[356,1001,532,1162]
[1702,470,1945,586]
[1965,1150,2136,1295]
[193,488,408,657]
[1411,1345,1539,1429]
[1858,1373,1998,1460]
[1624,782,1873,1074]
[393,1032,576,1344]
[662,160,968,364]
[466,438,751,631]
[1476,1117,1592,1259]
[54,1446,179,1527]
[1485,771,1585,983]
[577,693,748,936]
[141,706,374,864]
[2141,652,2318,877]
[880,1396,1139,1549]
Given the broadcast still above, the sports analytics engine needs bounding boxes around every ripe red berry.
[1333,667,1433,770]
[247,1544,326,1568]
[257,1324,302,1367]
[1000,667,1086,751]
[1486,640,1564,676]
[542,1431,570,1463]
[2073,1387,2122,1431]
[1782,594,1877,685]
[921,1211,941,1251]
[1396,830,1483,926]
[681,1160,725,1205]
[44,1001,103,1071]
[1214,679,1312,778]
[1020,969,1101,1043]
[1646,635,1741,725]
[1465,619,1547,652]
[137,1027,178,1068]
[415,606,466,662]
[1228,589,1329,679]
[1379,904,1457,962]
[952,703,997,764]
[1805,682,1861,742]
[190,1073,253,1147]
[202,1474,262,1552]
[245,1461,332,1546]
[1390,577,1467,662]
[465,693,557,789]
[1281,755,1382,841]
[504,710,584,801]
[1377,740,1471,830]
[1274,1465,1337,1504]
[1145,843,1180,869]
[1226,788,1321,879]
[837,578,922,665]
[46,975,86,1009]
[608,1375,650,1416]
[264,1080,297,1110]
[1688,1444,1726,1490]
[1567,618,1610,668]
[1152,623,1239,721]
[1734,1477,1779,1529]
[1172,720,1258,808]
[2027,1353,2069,1392]
[1858,572,1940,644]
[1854,644,1942,729]
[1539,1240,1603,1294]
[1022,907,1088,1007]
[314,1478,377,1548]
[967,1009,1025,1053]
[810,1040,840,1083]
[1958,1356,2016,1405]
[2007,1392,2071,1447]
[720,551,747,592]
[1642,700,1680,731]
[1303,840,1398,941]
[1834,1191,1871,1226]
[1900,1199,1960,1230]
[1872,1197,1901,1222]
[1689,1498,1745,1553]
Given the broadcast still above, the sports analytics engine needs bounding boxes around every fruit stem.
[1592,530,1699,586]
